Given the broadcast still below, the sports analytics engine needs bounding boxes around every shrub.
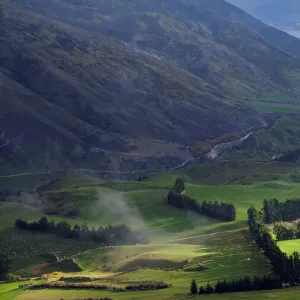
[125,282,171,291]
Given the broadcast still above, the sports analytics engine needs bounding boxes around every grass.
[0,203,42,233]
[3,162,300,299]
[278,239,300,255]
[0,173,55,190]
[73,229,271,286]
[15,286,300,300]
[252,102,300,113]
[150,161,300,185]
[0,281,32,300]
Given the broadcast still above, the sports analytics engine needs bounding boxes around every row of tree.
[248,206,300,284]
[190,276,281,295]
[263,198,300,224]
[168,178,236,221]
[15,217,148,246]
[273,222,300,241]
[202,200,236,222]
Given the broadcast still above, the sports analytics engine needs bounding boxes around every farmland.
[16,286,300,300]
[1,161,300,299]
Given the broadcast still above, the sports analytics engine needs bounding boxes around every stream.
[206,132,254,159]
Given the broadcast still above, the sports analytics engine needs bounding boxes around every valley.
[2,0,300,299]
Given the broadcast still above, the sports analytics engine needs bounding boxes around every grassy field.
[2,162,300,299]
[278,239,300,255]
[151,161,300,185]
[252,102,300,113]
[16,286,300,300]
[0,173,55,190]
[248,95,300,113]
[0,281,32,300]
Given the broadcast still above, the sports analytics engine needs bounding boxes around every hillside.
[2,1,276,175]
[9,0,300,93]
[2,1,300,173]
[218,117,300,161]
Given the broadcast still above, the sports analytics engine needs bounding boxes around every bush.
[125,282,171,291]
[4,273,17,282]
[31,282,124,291]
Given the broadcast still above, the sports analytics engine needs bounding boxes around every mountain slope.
[3,0,300,173]
[219,117,300,161]
[0,2,265,174]
[8,0,300,97]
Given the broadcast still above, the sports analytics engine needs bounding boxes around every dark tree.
[199,286,205,294]
[205,282,214,294]
[174,177,185,194]
[15,219,28,230]
[273,222,296,241]
[56,221,72,238]
[39,216,49,231]
[190,279,198,295]
[72,224,81,238]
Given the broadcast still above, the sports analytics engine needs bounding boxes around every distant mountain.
[226,1,273,10]
[2,0,300,173]
[227,0,300,38]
